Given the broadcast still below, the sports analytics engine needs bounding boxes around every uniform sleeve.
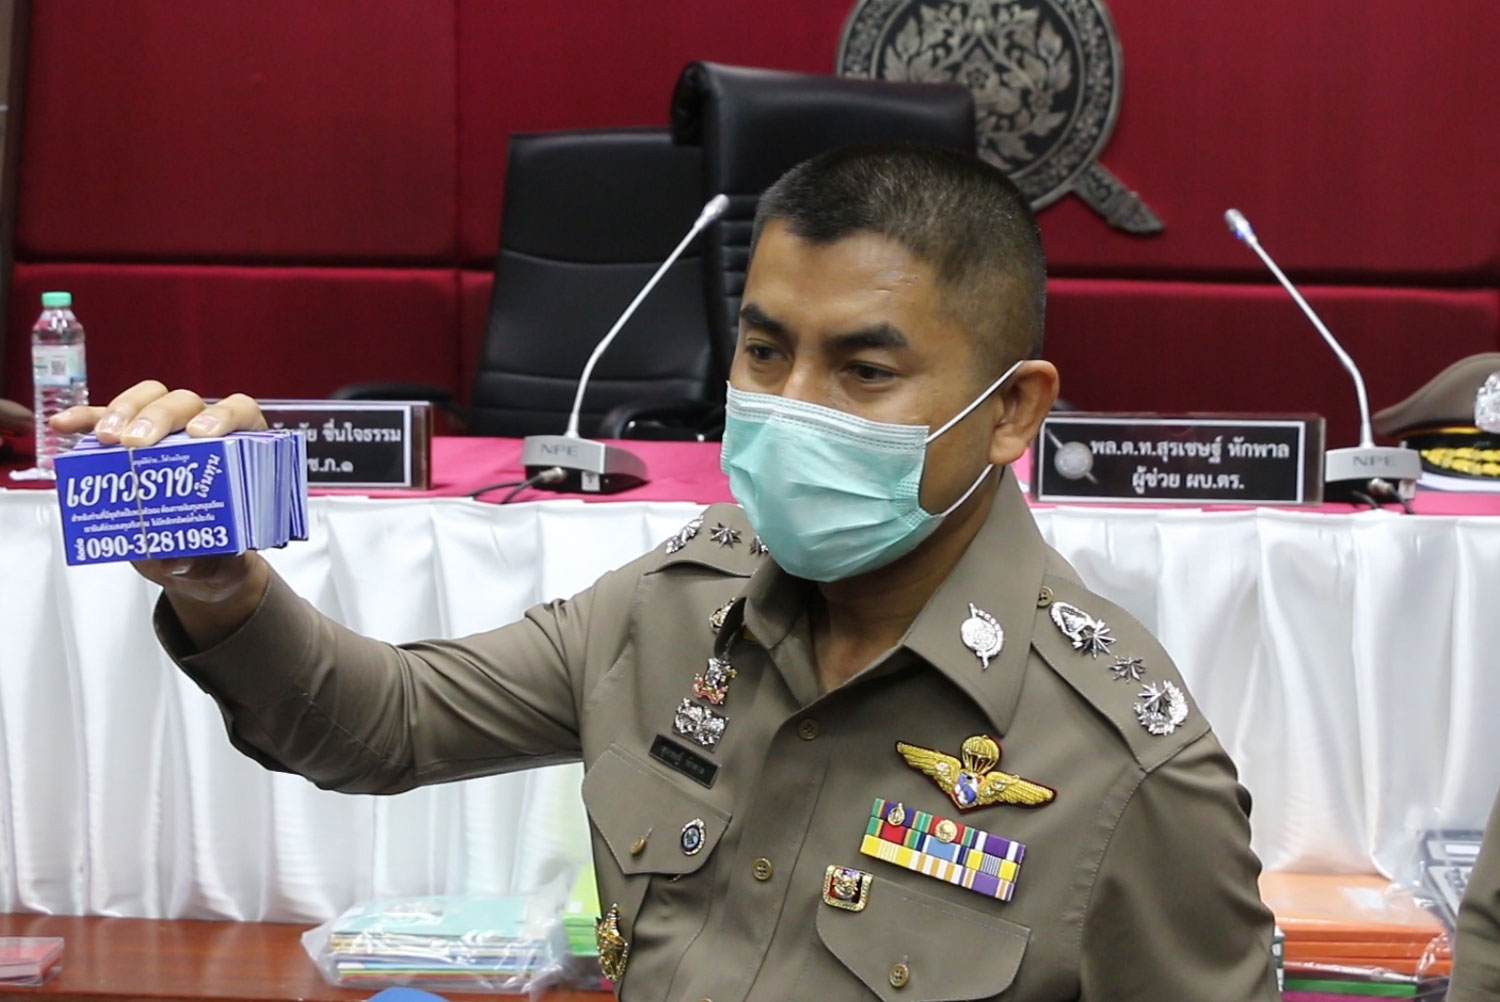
[1080,733,1280,1002]
[1449,788,1500,1002]
[153,560,638,795]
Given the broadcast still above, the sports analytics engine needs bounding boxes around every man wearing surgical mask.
[57,143,1279,1000]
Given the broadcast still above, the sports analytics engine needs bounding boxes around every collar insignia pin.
[664,516,703,554]
[896,735,1056,811]
[708,523,741,548]
[708,599,735,633]
[1050,601,1116,657]
[1134,681,1190,736]
[960,603,1004,669]
[691,657,737,706]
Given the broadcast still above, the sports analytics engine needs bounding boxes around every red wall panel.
[3,265,460,406]
[1038,0,1500,282]
[455,0,852,264]
[1047,280,1500,446]
[17,0,457,263]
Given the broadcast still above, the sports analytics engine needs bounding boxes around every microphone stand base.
[520,435,649,495]
[1324,445,1422,503]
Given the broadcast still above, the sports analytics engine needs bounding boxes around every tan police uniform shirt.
[156,471,1279,1001]
[1450,787,1500,1001]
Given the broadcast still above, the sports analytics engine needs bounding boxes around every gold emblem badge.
[896,735,1056,811]
[596,903,629,981]
[822,864,873,912]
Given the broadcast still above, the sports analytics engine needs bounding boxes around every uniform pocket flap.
[816,875,1028,1002]
[582,744,730,877]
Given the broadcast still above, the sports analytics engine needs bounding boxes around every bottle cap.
[41,291,72,308]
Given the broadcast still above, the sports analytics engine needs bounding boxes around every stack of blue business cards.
[54,430,308,567]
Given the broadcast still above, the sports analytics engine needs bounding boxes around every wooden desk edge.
[0,915,609,1002]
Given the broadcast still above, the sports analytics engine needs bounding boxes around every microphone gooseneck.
[563,193,731,438]
[1223,208,1375,448]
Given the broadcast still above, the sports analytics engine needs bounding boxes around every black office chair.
[669,61,977,360]
[335,127,720,439]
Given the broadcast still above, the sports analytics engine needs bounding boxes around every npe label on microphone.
[1032,414,1325,506]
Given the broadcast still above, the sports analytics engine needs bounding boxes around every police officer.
[54,144,1279,1000]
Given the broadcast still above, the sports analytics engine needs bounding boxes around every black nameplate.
[650,734,719,788]
[1033,413,1324,506]
[259,400,432,489]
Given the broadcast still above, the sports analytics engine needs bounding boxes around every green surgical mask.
[720,359,1023,581]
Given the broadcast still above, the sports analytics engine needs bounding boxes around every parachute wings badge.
[896,734,1056,810]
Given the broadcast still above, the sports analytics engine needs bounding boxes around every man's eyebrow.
[739,302,787,337]
[827,324,911,353]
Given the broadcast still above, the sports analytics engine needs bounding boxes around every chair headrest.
[669,61,975,192]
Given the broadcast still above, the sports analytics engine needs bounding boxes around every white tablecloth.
[2,490,1498,920]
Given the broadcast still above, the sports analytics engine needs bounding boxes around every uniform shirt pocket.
[582,743,731,877]
[815,876,1029,1002]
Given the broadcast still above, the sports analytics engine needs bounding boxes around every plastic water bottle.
[31,290,88,472]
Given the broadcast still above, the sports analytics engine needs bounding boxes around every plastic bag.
[301,894,567,995]
[1404,827,1486,933]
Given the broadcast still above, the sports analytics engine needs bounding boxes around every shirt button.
[752,857,774,881]
[797,719,820,740]
[889,962,910,988]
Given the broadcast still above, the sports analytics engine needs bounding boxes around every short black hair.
[751,143,1046,372]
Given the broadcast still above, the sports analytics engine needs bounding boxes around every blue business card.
[54,431,307,567]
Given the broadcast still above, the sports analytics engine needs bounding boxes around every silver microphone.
[1224,208,1420,499]
[564,194,728,438]
[519,193,730,494]
[1224,209,1373,447]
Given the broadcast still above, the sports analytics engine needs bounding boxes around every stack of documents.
[1260,873,1451,1000]
[315,896,560,991]
[55,431,307,566]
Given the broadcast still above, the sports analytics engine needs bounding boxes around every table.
[0,914,605,1001]
[2,438,1499,921]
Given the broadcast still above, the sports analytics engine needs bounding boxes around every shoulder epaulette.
[1029,570,1209,772]
[647,503,768,577]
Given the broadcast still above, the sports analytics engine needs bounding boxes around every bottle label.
[33,344,85,387]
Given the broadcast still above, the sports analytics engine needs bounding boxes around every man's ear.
[988,361,1059,467]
